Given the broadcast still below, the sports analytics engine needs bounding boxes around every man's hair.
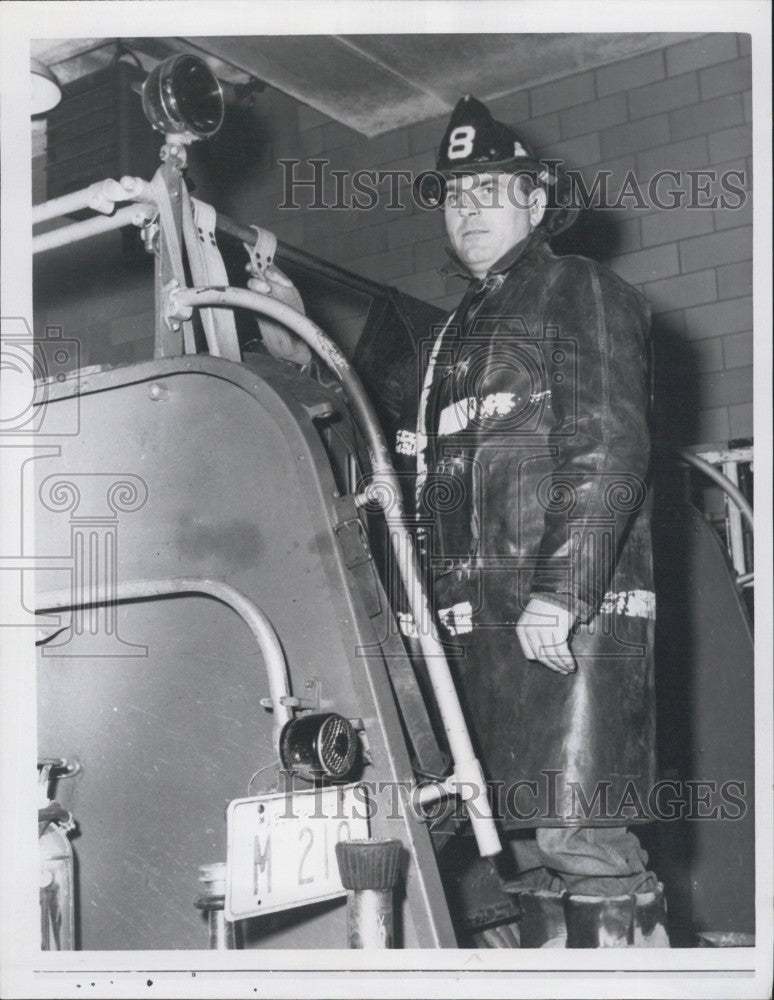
[514,170,542,198]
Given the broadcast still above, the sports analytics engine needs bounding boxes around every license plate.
[225,783,369,920]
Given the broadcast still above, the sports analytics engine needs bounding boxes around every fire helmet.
[415,94,578,236]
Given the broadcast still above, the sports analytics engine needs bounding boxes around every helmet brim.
[413,157,579,236]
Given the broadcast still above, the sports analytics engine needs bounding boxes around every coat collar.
[440,226,550,284]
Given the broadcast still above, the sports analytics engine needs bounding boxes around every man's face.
[444,173,545,278]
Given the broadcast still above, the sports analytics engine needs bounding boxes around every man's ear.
[529,187,548,228]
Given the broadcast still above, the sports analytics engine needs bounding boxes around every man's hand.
[247,274,271,295]
[516,597,577,675]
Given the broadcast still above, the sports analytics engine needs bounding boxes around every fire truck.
[31,55,754,951]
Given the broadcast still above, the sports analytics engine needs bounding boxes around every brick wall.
[34,33,752,447]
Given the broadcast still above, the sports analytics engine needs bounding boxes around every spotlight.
[141,54,224,141]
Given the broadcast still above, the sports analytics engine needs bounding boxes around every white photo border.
[1,2,771,997]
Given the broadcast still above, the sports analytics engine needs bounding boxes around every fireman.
[397,95,669,947]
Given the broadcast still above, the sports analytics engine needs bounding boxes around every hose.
[35,576,293,747]
[171,285,502,857]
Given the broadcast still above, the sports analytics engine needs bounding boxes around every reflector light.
[142,54,224,140]
[280,713,361,782]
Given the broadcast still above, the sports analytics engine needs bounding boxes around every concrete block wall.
[32,146,157,370]
[251,32,751,448]
[33,33,753,447]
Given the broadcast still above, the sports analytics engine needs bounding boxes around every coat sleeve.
[528,256,651,622]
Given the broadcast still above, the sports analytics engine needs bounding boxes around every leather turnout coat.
[393,228,657,828]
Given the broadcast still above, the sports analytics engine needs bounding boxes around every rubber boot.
[564,894,634,948]
[633,882,670,947]
[439,842,522,947]
[471,921,521,948]
[518,890,567,948]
